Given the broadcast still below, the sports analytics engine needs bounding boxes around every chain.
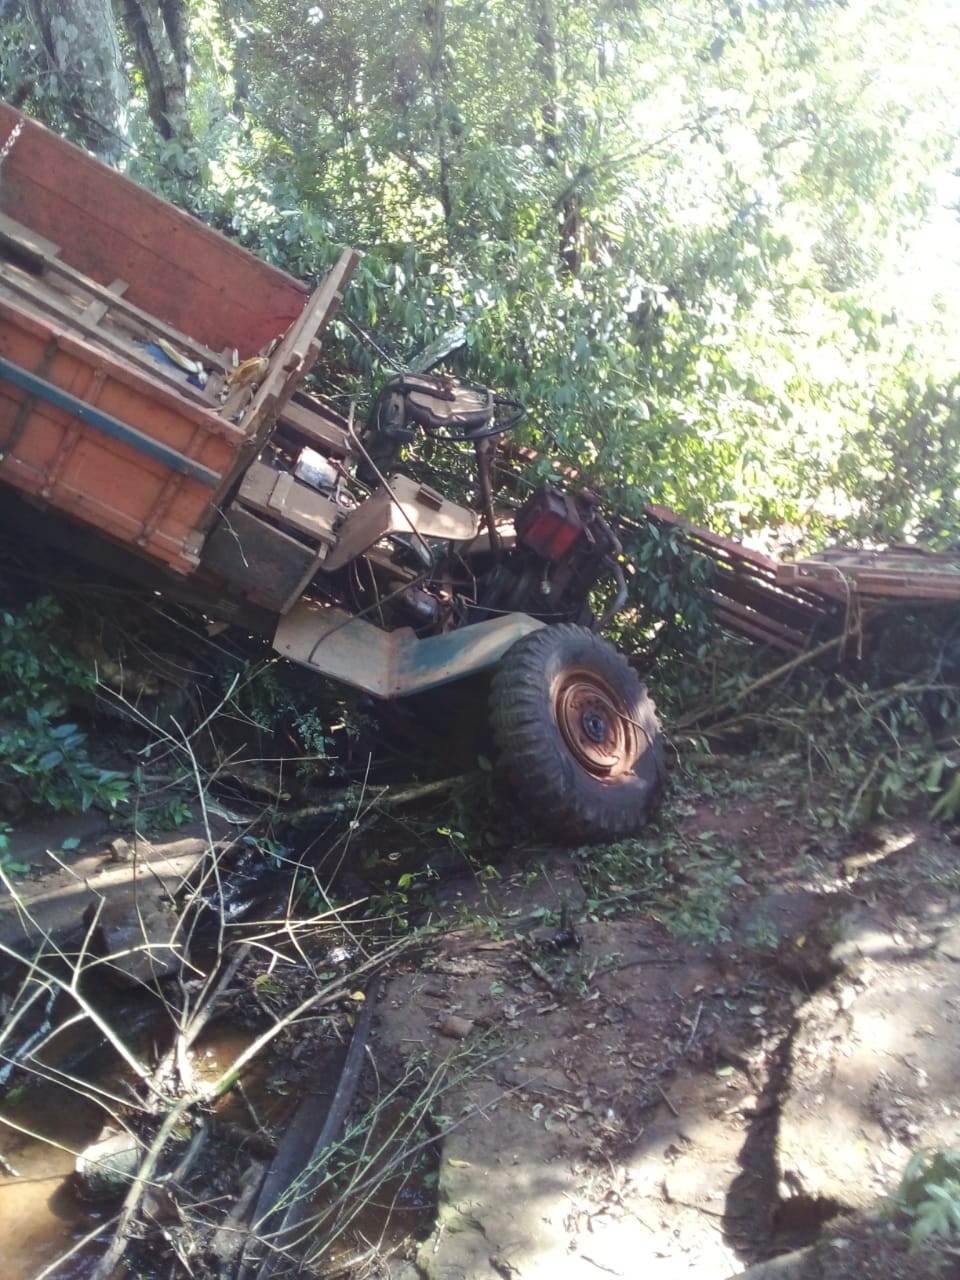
[0,119,23,171]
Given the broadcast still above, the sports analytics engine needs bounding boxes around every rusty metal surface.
[238,461,339,548]
[643,505,835,652]
[778,549,960,601]
[322,474,479,572]
[274,602,543,698]
[202,506,323,612]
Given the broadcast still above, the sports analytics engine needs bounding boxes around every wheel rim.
[555,668,640,780]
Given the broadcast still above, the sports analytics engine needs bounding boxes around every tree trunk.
[26,0,127,161]
[217,0,253,115]
[532,0,583,273]
[118,0,192,142]
[425,0,454,231]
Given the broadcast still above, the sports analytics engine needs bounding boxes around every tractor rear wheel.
[489,624,665,844]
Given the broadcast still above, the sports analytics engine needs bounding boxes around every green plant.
[0,597,131,814]
[0,825,28,879]
[663,853,745,946]
[574,835,673,920]
[0,713,129,812]
[212,654,354,785]
[744,911,779,952]
[135,795,195,831]
[895,1148,960,1244]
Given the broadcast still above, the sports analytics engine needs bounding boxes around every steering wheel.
[435,396,526,443]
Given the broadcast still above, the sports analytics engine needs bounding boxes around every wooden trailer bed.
[0,104,357,577]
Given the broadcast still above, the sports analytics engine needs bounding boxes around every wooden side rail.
[0,212,233,376]
[0,355,220,485]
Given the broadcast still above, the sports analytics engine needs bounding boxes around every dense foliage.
[6,1,960,542]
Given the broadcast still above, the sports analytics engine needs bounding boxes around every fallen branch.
[519,946,568,997]
[673,629,859,731]
[656,1083,680,1117]
[237,986,377,1280]
[281,774,478,824]
[88,937,413,1280]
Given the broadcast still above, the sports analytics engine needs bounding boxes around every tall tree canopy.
[6,0,960,544]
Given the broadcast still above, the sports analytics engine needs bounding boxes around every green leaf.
[50,723,81,740]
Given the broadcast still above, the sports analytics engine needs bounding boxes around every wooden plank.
[41,251,232,371]
[0,293,247,442]
[0,294,243,573]
[782,568,960,601]
[237,249,360,445]
[82,277,128,326]
[199,251,360,532]
[0,210,60,271]
[278,396,355,456]
[0,262,215,407]
[713,611,800,652]
[645,503,782,573]
[0,103,310,354]
[0,355,220,485]
[643,503,835,612]
[779,550,960,603]
[708,565,828,627]
[710,596,806,651]
[0,210,233,371]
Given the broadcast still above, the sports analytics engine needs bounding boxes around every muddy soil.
[3,777,960,1279]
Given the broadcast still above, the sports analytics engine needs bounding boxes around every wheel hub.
[555,671,638,779]
[582,712,608,743]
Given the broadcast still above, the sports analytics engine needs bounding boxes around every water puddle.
[1,1056,123,1280]
[1,972,437,1277]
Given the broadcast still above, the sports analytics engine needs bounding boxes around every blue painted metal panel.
[0,355,220,486]
[274,601,544,698]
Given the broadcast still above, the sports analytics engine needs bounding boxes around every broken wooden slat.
[81,277,128,326]
[0,210,233,373]
[235,991,376,1280]
[278,396,355,457]
[0,210,61,272]
[0,262,214,407]
[709,595,808,653]
[779,554,960,602]
[236,250,361,447]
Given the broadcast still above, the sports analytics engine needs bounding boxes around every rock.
[108,836,134,863]
[75,1128,141,1200]
[724,1247,814,1280]
[82,891,184,988]
[775,901,960,1213]
[437,1015,475,1040]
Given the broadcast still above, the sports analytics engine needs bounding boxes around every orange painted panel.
[0,297,246,573]
[0,103,309,356]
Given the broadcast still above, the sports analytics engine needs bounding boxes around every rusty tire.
[489,624,665,844]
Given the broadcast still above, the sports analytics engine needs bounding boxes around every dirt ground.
[3,763,960,1279]
[368,787,960,1280]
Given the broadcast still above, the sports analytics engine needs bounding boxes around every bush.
[0,596,130,814]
